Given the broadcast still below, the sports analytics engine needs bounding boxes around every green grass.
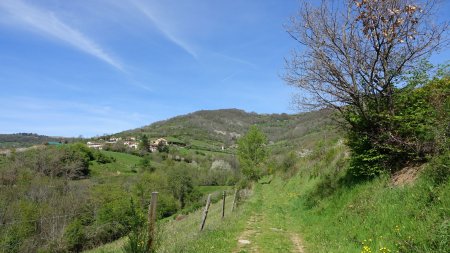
[84,239,126,253]
[90,151,142,177]
[263,141,449,253]
[284,174,450,252]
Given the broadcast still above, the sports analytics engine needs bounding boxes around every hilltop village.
[87,137,168,152]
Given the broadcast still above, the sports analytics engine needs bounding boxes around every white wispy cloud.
[213,52,258,69]
[220,71,239,83]
[129,0,198,59]
[0,96,147,136]
[0,0,123,71]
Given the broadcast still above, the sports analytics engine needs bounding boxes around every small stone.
[270,227,283,232]
[238,239,251,245]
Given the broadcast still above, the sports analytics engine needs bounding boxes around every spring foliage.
[237,126,268,181]
[347,68,449,177]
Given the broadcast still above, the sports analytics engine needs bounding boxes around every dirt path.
[232,214,262,253]
[290,233,305,253]
[232,214,306,253]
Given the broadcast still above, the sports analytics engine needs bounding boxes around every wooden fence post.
[199,194,211,231]
[147,192,158,251]
[231,189,238,212]
[221,191,226,219]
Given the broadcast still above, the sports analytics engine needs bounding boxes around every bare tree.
[284,0,447,125]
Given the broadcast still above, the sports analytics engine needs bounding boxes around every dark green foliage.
[64,219,85,252]
[122,199,149,253]
[304,174,341,209]
[424,152,450,187]
[139,155,155,172]
[237,126,268,181]
[281,151,297,173]
[167,165,201,209]
[157,142,169,153]
[139,134,150,152]
[156,193,179,218]
[346,71,449,178]
[94,150,115,164]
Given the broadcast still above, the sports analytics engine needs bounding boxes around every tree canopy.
[237,125,268,181]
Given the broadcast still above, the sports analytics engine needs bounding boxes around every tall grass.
[277,139,450,253]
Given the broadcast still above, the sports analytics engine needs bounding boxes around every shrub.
[424,152,450,186]
[139,155,155,172]
[167,165,201,209]
[123,199,149,253]
[64,219,86,252]
[346,73,449,178]
[94,151,115,164]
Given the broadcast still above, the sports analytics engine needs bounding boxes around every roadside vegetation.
[0,140,240,252]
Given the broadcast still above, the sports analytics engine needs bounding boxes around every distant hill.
[0,133,70,148]
[118,109,335,152]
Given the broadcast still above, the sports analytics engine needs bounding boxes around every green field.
[90,151,143,177]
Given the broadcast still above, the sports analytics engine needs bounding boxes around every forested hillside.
[116,109,333,153]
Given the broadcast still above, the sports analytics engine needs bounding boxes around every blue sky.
[0,0,448,137]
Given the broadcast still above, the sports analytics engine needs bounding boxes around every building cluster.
[87,137,137,150]
[86,137,167,152]
[149,138,168,152]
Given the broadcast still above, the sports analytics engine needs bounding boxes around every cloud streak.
[0,0,123,71]
[130,0,198,59]
[0,96,147,136]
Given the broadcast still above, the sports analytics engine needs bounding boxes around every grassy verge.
[268,139,450,253]
[85,193,251,253]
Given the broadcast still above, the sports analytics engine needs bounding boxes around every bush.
[139,155,155,172]
[123,199,149,253]
[64,219,86,252]
[346,73,449,178]
[167,165,201,209]
[424,152,450,186]
[94,151,115,164]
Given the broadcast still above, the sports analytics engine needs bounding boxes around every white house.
[87,141,103,150]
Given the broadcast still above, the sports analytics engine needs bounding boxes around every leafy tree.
[139,134,150,152]
[284,0,448,177]
[237,126,268,181]
[167,165,200,208]
[157,141,169,153]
